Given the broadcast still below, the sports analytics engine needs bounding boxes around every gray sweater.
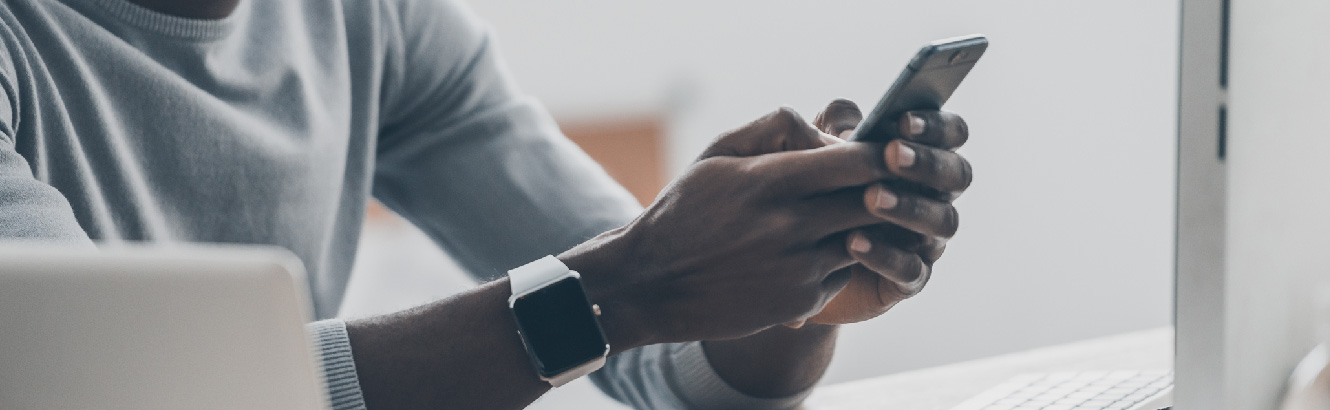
[0,0,809,409]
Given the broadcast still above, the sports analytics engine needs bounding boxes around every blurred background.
[338,1,1178,408]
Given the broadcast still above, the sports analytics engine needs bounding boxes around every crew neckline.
[82,0,249,41]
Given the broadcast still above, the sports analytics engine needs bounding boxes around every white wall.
[342,1,1180,408]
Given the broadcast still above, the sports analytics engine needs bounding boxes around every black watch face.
[511,276,609,377]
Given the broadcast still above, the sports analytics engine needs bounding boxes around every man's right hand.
[559,107,894,350]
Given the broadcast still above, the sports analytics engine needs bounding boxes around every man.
[0,0,972,409]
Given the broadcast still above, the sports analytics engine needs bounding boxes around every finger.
[806,265,898,325]
[847,230,932,297]
[808,232,857,281]
[797,191,944,257]
[867,222,929,254]
[886,140,973,194]
[749,141,889,196]
[864,184,960,238]
[798,239,858,323]
[855,223,946,263]
[821,265,854,292]
[874,180,955,204]
[813,98,863,137]
[804,265,856,324]
[898,111,968,150]
[920,237,947,264]
[792,187,884,237]
[701,107,836,159]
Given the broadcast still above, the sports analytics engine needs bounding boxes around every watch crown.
[592,304,602,316]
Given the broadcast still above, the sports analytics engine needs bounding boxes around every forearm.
[343,279,551,410]
[702,324,839,398]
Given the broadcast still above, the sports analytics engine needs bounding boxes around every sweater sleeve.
[590,342,811,410]
[0,19,92,243]
[371,0,639,282]
[367,0,814,408]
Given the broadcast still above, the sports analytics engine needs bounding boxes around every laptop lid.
[0,244,328,410]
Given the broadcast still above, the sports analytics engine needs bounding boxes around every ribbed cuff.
[308,320,369,410]
[668,342,812,410]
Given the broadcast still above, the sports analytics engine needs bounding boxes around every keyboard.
[950,371,1173,410]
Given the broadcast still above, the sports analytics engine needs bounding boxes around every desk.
[802,328,1172,410]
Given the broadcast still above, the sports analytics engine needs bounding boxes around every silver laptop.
[954,0,1330,408]
[0,244,329,410]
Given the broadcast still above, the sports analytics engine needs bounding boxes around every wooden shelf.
[559,116,667,207]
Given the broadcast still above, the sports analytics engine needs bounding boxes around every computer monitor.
[1176,0,1328,408]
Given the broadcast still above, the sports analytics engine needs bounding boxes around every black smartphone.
[849,34,988,143]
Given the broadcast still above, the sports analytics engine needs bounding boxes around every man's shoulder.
[338,0,488,46]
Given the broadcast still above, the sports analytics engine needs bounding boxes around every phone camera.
[949,50,969,64]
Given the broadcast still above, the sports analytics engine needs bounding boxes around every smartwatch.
[507,255,610,387]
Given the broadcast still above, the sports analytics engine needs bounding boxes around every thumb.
[812,98,863,140]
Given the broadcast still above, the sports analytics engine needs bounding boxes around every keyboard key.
[1024,399,1055,407]
[1105,371,1138,380]
[1059,382,1090,391]
[1103,387,1134,395]
[1033,393,1064,402]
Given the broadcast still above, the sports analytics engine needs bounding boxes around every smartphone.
[849,34,988,143]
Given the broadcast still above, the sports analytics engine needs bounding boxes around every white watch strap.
[509,255,571,294]
[508,255,607,386]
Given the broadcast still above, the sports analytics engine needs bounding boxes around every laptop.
[952,0,1330,408]
[0,244,329,410]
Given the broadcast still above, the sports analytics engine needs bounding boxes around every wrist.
[558,225,657,354]
[702,323,840,398]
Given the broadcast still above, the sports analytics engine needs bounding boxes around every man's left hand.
[694,98,971,326]
[804,98,972,325]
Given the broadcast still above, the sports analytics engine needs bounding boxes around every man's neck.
[124,0,240,20]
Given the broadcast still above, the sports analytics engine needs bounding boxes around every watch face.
[511,276,609,377]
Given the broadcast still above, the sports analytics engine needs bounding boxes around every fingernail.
[895,144,916,168]
[875,187,898,210]
[850,232,872,253]
[907,113,926,136]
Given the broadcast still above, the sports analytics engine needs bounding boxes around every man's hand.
[663,100,974,399]
[563,98,972,343]
[560,106,892,347]
[344,102,973,410]
[686,97,974,327]
[806,99,972,325]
